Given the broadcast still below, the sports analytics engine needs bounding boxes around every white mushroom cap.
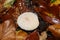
[17,12,39,31]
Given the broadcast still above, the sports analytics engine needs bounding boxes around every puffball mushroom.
[17,12,39,31]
